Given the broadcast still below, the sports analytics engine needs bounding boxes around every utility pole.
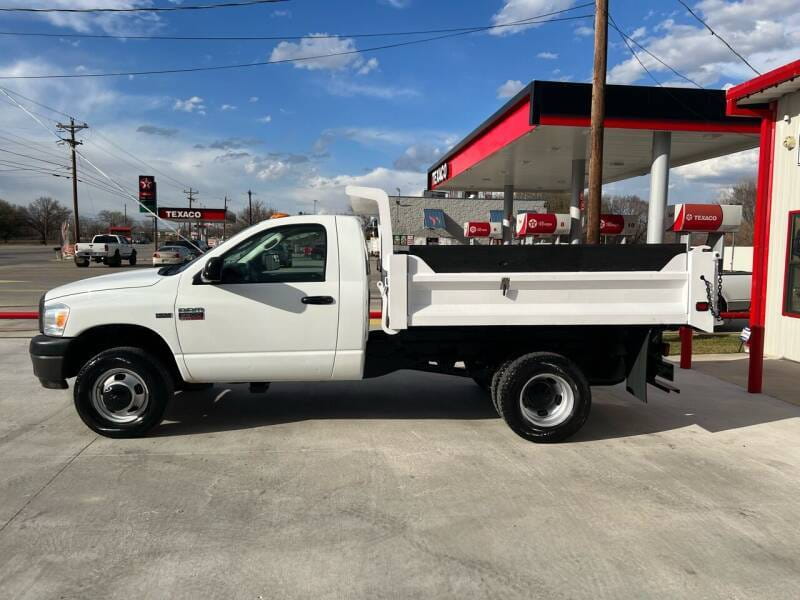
[586,0,608,245]
[124,203,127,225]
[222,195,228,240]
[57,118,89,243]
[247,189,253,225]
[313,199,318,214]
[184,187,198,238]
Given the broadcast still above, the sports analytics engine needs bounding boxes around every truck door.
[175,221,340,382]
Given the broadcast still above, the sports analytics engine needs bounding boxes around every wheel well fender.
[65,324,182,384]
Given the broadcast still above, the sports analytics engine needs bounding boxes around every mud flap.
[626,329,679,403]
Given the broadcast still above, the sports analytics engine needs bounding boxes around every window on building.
[785,211,800,317]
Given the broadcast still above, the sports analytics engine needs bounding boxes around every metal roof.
[427,81,760,194]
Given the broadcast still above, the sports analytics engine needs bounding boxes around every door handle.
[301,295,335,305]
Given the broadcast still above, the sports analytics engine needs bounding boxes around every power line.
[0,0,288,14]
[607,16,703,89]
[0,146,70,168]
[675,0,760,76]
[0,3,594,41]
[0,13,595,79]
[0,86,74,119]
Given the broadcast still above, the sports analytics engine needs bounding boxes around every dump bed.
[345,185,718,335]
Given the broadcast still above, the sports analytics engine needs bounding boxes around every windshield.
[93,235,117,243]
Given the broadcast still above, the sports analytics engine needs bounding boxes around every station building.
[726,60,800,364]
[385,195,544,246]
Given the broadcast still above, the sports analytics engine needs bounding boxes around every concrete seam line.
[0,436,97,535]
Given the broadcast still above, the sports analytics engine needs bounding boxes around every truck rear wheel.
[74,258,89,267]
[74,347,172,438]
[494,352,590,443]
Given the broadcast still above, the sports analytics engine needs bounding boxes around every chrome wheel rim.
[519,373,574,428]
[91,368,150,424]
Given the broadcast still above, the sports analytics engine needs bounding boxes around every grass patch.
[663,332,743,356]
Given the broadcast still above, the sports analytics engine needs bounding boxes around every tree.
[720,178,756,245]
[602,194,649,244]
[231,199,273,234]
[97,210,128,229]
[0,199,24,242]
[22,197,71,245]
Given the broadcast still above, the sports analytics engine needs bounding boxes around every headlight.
[43,303,70,337]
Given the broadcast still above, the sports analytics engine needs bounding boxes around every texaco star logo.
[140,178,153,190]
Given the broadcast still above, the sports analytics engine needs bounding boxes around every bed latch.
[500,277,510,297]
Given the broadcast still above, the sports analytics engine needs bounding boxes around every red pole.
[679,326,693,369]
[747,106,777,393]
[0,312,38,319]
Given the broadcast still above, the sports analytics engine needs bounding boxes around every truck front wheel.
[74,347,172,438]
[128,250,137,266]
[494,352,590,443]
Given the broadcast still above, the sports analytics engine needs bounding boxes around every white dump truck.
[30,187,718,442]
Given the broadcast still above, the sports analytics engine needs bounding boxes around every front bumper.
[30,335,73,389]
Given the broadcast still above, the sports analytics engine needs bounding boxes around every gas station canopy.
[427,81,761,193]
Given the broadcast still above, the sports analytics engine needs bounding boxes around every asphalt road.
[2,338,800,598]
[0,243,156,310]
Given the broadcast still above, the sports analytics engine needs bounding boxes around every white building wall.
[765,89,800,361]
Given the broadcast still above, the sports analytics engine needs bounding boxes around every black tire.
[74,258,89,268]
[74,347,173,438]
[494,352,591,443]
[128,250,137,266]
[490,359,514,415]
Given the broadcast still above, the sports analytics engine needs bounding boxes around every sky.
[0,0,798,219]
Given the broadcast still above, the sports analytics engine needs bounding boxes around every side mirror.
[202,256,224,283]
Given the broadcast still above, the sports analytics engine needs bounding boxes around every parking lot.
[3,244,800,599]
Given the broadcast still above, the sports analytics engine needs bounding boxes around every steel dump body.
[345,185,717,335]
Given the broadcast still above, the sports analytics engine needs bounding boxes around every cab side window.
[220,224,327,284]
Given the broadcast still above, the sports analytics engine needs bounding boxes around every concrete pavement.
[2,337,800,599]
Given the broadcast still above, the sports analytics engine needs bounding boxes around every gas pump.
[515,213,570,244]
[463,221,502,245]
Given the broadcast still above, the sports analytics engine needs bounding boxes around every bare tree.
[720,178,756,245]
[0,199,24,242]
[231,199,273,234]
[22,197,71,245]
[97,210,128,229]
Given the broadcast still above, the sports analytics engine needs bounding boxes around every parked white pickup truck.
[74,234,137,268]
[30,187,718,442]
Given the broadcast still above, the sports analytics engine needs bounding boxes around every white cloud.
[2,0,164,35]
[314,127,457,156]
[248,96,259,103]
[537,51,559,59]
[220,104,237,111]
[393,143,451,172]
[270,34,366,71]
[356,57,379,75]
[325,79,419,100]
[382,0,411,7]
[299,167,426,211]
[496,79,525,99]
[271,9,291,17]
[490,0,577,36]
[608,0,800,87]
[173,96,206,115]
[630,26,647,40]
[674,149,758,185]
[257,115,272,123]
[574,25,593,36]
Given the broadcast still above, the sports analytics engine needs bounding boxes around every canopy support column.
[503,184,514,244]
[569,159,586,244]
[646,131,672,244]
